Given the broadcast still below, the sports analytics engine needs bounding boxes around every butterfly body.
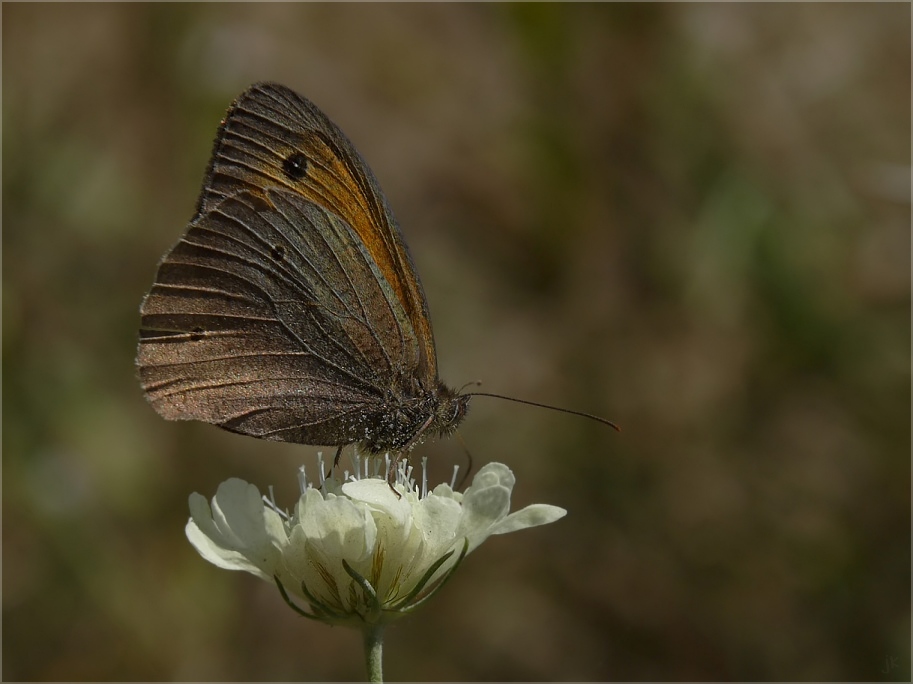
[138,83,469,456]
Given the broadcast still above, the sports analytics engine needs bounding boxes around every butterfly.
[137,83,616,466]
[137,83,469,464]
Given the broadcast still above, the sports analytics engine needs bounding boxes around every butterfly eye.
[271,244,286,262]
[282,152,308,180]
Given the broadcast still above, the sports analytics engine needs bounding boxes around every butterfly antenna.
[467,392,621,431]
[458,379,483,394]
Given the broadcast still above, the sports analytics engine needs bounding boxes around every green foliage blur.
[3,4,909,681]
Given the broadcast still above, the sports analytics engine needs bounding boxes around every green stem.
[362,623,385,683]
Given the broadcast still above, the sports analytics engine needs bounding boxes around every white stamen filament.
[450,465,459,490]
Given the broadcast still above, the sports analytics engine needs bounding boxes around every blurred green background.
[3,3,910,681]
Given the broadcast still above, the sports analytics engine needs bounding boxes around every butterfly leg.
[325,445,345,479]
[382,453,403,498]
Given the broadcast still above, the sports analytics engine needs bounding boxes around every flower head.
[186,458,566,627]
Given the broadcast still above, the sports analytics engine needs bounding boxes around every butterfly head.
[433,382,471,438]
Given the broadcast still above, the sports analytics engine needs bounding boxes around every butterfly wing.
[194,82,438,379]
[138,187,422,445]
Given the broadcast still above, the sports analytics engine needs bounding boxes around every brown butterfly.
[137,83,615,466]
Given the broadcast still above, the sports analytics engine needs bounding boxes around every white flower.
[186,460,566,627]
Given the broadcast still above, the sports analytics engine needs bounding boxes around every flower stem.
[362,624,385,683]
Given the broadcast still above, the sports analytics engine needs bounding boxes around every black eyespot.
[189,327,204,342]
[271,244,286,262]
[282,152,308,180]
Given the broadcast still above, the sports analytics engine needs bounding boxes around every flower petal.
[342,479,414,549]
[293,489,377,564]
[489,504,567,535]
[454,463,519,552]
[185,480,287,581]
[405,493,464,582]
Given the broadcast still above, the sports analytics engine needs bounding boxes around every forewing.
[137,188,419,445]
[195,82,438,379]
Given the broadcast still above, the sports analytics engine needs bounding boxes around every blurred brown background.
[3,3,910,681]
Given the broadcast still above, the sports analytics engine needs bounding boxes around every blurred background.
[3,4,910,681]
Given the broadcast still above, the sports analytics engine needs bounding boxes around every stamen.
[398,461,411,492]
[421,456,429,499]
[297,465,308,493]
[316,452,326,487]
[262,486,290,520]
[450,465,459,490]
[347,450,363,480]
